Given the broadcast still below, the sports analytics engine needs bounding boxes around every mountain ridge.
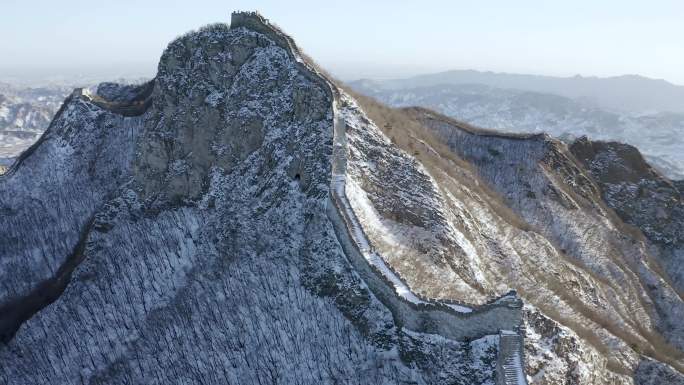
[0,12,519,384]
[349,81,684,180]
[353,69,684,114]
[0,10,682,385]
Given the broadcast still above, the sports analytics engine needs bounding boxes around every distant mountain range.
[0,82,68,131]
[0,81,146,168]
[353,70,684,114]
[0,83,70,167]
[350,79,684,180]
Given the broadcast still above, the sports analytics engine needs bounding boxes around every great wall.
[230,11,529,384]
[1,11,530,383]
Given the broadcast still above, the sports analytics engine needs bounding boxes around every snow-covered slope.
[0,12,520,385]
[394,106,684,384]
[570,137,684,294]
[0,84,67,132]
[0,11,682,385]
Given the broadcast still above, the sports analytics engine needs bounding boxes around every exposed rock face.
[0,13,520,385]
[401,108,684,384]
[570,137,684,294]
[0,11,682,385]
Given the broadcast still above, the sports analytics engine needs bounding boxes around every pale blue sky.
[1,0,683,83]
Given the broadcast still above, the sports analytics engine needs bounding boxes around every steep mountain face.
[0,11,682,385]
[0,13,521,385]
[349,82,684,180]
[395,107,684,383]
[570,138,684,293]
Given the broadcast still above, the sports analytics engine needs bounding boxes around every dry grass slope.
[342,86,684,376]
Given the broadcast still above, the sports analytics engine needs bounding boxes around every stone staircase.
[497,330,528,385]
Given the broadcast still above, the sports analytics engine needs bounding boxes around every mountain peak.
[1,11,683,385]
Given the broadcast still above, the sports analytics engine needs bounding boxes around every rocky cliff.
[0,12,521,385]
[396,107,684,384]
[0,11,682,385]
[570,137,684,294]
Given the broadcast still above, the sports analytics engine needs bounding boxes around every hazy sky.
[1,0,683,84]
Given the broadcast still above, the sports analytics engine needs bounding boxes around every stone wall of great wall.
[497,330,528,385]
[231,11,527,383]
[327,178,524,340]
[230,11,339,103]
[1,13,528,383]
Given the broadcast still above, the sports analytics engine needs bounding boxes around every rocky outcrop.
[0,12,516,385]
[570,137,684,294]
[398,107,684,383]
[1,10,682,385]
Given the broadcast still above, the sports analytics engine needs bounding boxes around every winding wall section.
[236,11,530,383]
